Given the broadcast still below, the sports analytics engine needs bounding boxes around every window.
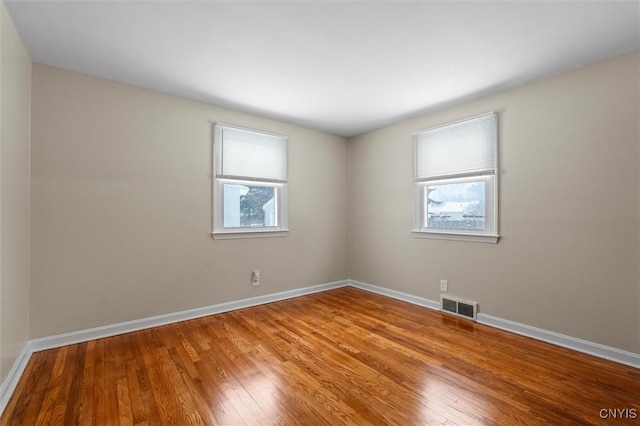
[412,112,499,243]
[213,123,288,239]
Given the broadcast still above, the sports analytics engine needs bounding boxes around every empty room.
[1,0,639,424]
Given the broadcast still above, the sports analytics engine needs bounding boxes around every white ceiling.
[4,0,639,137]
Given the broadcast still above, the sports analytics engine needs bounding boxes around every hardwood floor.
[2,287,639,425]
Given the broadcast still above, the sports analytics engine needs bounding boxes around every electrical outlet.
[440,279,448,292]
[252,270,260,287]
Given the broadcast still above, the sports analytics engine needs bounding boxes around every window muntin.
[413,113,498,243]
[213,123,288,238]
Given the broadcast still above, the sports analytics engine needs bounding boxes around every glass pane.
[425,181,485,230]
[223,184,276,228]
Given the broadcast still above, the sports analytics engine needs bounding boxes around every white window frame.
[412,112,499,244]
[212,123,288,239]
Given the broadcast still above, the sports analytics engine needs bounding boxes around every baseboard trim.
[349,279,639,369]
[29,280,349,353]
[348,280,441,311]
[0,342,32,417]
[476,313,640,369]
[2,278,638,417]
[0,279,349,417]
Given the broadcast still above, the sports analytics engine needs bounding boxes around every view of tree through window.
[240,186,275,226]
[223,184,275,228]
[425,181,485,230]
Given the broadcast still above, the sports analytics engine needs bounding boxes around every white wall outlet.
[252,270,260,287]
[440,279,448,292]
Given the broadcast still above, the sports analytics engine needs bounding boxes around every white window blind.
[214,124,288,182]
[414,112,496,181]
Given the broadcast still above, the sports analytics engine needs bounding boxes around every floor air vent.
[440,295,477,321]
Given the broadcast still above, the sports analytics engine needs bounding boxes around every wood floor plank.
[194,350,246,425]
[77,340,95,426]
[3,287,639,425]
[32,346,69,426]
[129,334,163,426]
[3,349,56,426]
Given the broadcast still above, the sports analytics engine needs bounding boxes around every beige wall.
[30,64,349,337]
[0,3,31,382]
[349,51,640,353]
[25,46,640,355]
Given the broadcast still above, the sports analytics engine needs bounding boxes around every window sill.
[212,230,289,240]
[412,231,499,244]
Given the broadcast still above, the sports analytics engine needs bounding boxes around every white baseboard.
[476,313,640,369]
[0,279,348,417]
[29,280,349,353]
[2,278,638,418]
[348,280,441,311]
[0,342,33,417]
[349,279,639,369]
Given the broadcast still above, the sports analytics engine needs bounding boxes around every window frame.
[212,123,289,240]
[412,112,499,244]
